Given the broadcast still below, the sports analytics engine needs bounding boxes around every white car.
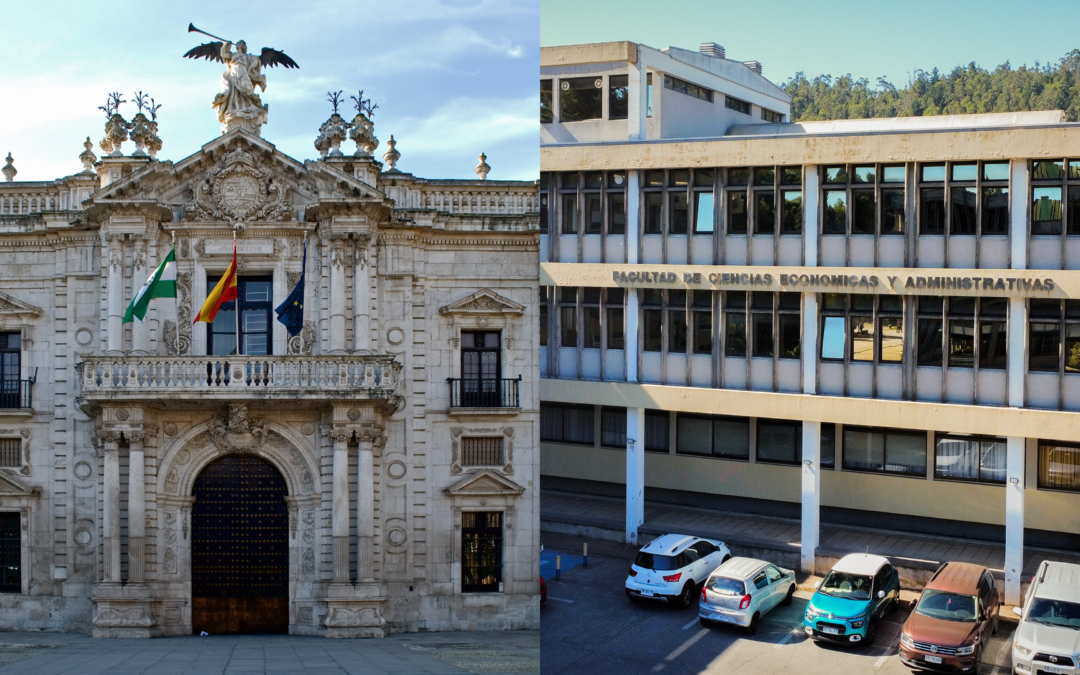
[1012,560,1080,675]
[625,534,731,609]
[699,557,797,635]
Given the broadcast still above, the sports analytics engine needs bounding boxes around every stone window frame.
[450,426,514,475]
[0,429,30,477]
[0,471,39,595]
[444,469,525,596]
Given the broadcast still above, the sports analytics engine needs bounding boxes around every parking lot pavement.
[541,532,1017,675]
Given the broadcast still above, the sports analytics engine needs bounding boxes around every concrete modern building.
[0,100,540,635]
[539,40,1080,605]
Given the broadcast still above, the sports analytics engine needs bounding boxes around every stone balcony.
[77,354,403,408]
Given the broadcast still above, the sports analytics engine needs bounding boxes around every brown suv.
[899,562,1000,672]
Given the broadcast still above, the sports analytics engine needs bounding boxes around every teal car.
[803,553,900,646]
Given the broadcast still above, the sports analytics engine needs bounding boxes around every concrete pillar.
[628,50,646,141]
[1010,160,1030,270]
[1008,298,1027,407]
[331,427,351,583]
[106,237,124,355]
[803,293,819,395]
[126,430,146,583]
[357,432,376,581]
[101,431,121,583]
[625,169,640,383]
[329,239,347,354]
[801,421,821,574]
[131,237,150,355]
[802,165,820,267]
[1005,437,1026,605]
[353,237,371,353]
[626,407,645,545]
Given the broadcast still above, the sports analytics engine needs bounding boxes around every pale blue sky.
[1,0,538,182]
[542,0,1080,89]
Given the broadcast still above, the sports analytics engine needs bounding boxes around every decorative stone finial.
[475,152,490,180]
[79,137,97,172]
[383,135,400,171]
[315,110,349,159]
[2,153,16,182]
[348,90,380,157]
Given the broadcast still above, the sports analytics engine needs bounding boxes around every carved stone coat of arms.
[186,146,292,225]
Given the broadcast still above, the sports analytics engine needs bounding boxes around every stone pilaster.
[329,238,347,354]
[101,431,121,583]
[331,426,351,583]
[126,429,146,584]
[353,236,371,353]
[105,235,124,355]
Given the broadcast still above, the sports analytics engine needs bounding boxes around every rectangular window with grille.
[461,437,503,466]
[462,511,502,593]
[0,439,19,467]
[0,512,19,593]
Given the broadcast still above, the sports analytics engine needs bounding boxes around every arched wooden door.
[191,454,288,634]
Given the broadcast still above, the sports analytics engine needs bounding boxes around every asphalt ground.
[541,532,1017,675]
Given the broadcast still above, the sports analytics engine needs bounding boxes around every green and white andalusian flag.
[122,247,177,323]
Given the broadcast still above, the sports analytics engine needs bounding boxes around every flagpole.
[234,231,241,357]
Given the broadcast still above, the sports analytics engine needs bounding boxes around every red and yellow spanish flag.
[194,242,238,324]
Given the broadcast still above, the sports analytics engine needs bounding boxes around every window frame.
[755,418,802,465]
[558,76,603,123]
[819,294,905,365]
[0,512,20,594]
[539,402,595,445]
[461,510,503,593]
[674,412,751,461]
[540,79,553,124]
[841,425,928,477]
[934,433,1007,485]
[206,275,273,357]
[1037,440,1080,492]
[917,161,1011,237]
[821,164,906,237]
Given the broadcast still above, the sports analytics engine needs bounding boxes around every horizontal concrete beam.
[540,378,1080,444]
[541,42,636,68]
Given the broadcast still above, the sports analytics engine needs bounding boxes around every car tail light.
[702,586,708,602]
[739,594,751,610]
[663,572,682,583]
[628,567,637,577]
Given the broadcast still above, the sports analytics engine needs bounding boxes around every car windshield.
[818,572,873,601]
[706,576,745,596]
[635,552,678,571]
[915,589,978,622]
[1028,598,1080,629]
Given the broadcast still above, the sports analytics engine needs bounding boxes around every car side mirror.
[813,581,820,589]
[1012,606,1023,618]
[877,590,885,599]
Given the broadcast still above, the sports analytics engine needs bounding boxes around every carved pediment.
[0,291,43,318]
[439,289,525,319]
[444,469,525,497]
[0,471,38,498]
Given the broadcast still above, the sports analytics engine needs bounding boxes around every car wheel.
[781,584,795,606]
[745,612,760,636]
[862,618,877,647]
[677,583,695,610]
[722,555,731,564]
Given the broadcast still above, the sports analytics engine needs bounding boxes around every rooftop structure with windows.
[539,40,1080,608]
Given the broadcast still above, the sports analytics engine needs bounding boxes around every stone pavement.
[541,489,1080,582]
[0,629,539,675]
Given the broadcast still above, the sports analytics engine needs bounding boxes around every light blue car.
[803,553,900,646]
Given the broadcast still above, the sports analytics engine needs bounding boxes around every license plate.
[639,590,654,597]
[821,627,839,635]
[711,613,730,622]
[924,655,942,665]
[1043,666,1062,674]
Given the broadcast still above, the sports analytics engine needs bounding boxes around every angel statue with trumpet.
[183,24,298,135]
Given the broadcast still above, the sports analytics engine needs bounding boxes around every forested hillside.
[783,50,1080,122]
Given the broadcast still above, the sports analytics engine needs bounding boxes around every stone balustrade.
[408,185,539,215]
[0,188,67,214]
[79,354,402,402]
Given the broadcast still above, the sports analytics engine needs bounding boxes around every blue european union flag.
[275,239,306,337]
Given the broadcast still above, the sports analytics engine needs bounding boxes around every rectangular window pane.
[693,311,712,355]
[244,332,267,356]
[583,307,600,349]
[1033,161,1064,180]
[781,167,801,185]
[950,186,977,235]
[727,191,747,234]
[936,437,981,480]
[886,433,927,475]
[754,168,775,186]
[725,96,750,114]
[980,441,1006,483]
[1029,322,1061,371]
[609,74,628,120]
[694,169,715,187]
[757,421,800,464]
[951,163,978,182]
[948,319,975,368]
[983,162,1009,181]
[645,193,663,234]
[728,168,749,186]
[820,424,836,468]
[979,320,1007,369]
[824,166,847,184]
[643,310,662,352]
[882,166,906,183]
[850,316,875,361]
[852,166,876,183]
[539,288,548,347]
[607,307,624,350]
[1033,187,1063,235]
[754,190,775,234]
[752,312,773,357]
[670,192,689,234]
[725,313,746,356]
[584,194,602,234]
[560,306,577,347]
[601,407,627,447]
[1069,187,1080,235]
[880,189,905,234]
[781,190,802,233]
[714,417,750,459]
[561,193,578,233]
[851,190,875,234]
[920,188,945,234]
[559,77,603,122]
[880,317,903,363]
[694,192,715,233]
[844,429,885,472]
[1066,324,1080,372]
[540,80,552,123]
[982,187,1009,235]
[644,410,669,452]
[917,318,943,366]
[1039,442,1080,491]
[779,314,800,359]
[677,415,713,456]
[921,164,946,182]
[608,193,626,234]
[540,404,563,442]
[823,190,847,234]
[821,316,845,360]
[669,309,687,353]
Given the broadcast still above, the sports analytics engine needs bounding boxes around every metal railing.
[0,379,32,409]
[447,376,521,408]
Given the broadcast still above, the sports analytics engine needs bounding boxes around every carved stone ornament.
[209,403,268,453]
[163,272,192,355]
[288,320,315,356]
[186,145,292,226]
[163,423,178,437]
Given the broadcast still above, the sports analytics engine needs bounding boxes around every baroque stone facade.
[0,125,540,636]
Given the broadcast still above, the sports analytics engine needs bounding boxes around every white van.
[1012,560,1080,674]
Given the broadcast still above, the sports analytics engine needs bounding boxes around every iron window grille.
[1029,298,1080,374]
[461,437,504,466]
[461,511,502,593]
[934,433,1007,484]
[822,164,906,236]
[0,439,19,467]
[917,161,1009,236]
